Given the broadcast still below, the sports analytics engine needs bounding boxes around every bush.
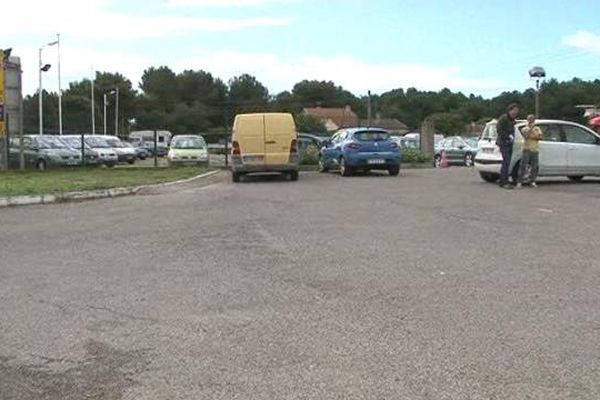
[300,144,320,165]
[401,148,431,164]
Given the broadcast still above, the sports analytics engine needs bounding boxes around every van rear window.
[354,131,390,141]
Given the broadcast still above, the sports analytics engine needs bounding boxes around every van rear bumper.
[231,155,298,173]
[232,164,298,173]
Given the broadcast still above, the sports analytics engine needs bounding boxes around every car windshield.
[354,131,390,141]
[35,137,67,149]
[481,123,497,140]
[106,139,126,148]
[61,138,86,149]
[171,137,206,149]
[466,138,478,148]
[85,137,111,148]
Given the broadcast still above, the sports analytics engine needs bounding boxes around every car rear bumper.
[117,154,137,162]
[345,152,401,168]
[169,158,208,164]
[475,155,502,173]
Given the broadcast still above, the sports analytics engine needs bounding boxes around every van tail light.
[232,141,241,155]
[346,142,361,150]
[290,139,298,155]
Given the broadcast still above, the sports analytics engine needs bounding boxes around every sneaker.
[531,182,538,188]
[515,183,522,189]
[500,184,513,190]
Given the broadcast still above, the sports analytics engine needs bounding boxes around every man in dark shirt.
[496,104,520,188]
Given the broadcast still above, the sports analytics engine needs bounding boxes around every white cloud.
[1,0,291,40]
[563,31,600,55]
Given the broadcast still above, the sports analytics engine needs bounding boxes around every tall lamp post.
[113,88,119,137]
[103,93,108,135]
[529,66,546,118]
[103,89,118,136]
[38,46,52,136]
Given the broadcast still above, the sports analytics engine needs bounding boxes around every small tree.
[295,113,327,133]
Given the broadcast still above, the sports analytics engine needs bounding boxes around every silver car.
[82,136,119,167]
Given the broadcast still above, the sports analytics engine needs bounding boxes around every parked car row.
[7,134,209,171]
[475,119,600,182]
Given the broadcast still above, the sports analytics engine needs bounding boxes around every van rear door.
[264,114,296,165]
[235,114,266,165]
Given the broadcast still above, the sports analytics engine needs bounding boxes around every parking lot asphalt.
[1,168,599,399]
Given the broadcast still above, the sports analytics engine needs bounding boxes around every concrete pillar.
[420,118,435,159]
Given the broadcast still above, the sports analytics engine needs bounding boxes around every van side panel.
[264,114,296,165]
[233,114,266,166]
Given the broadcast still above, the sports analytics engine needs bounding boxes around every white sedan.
[475,119,600,183]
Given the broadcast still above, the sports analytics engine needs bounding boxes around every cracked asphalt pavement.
[1,168,599,399]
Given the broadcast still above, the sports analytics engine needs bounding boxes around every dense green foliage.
[23,65,600,137]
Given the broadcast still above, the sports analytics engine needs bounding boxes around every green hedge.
[401,148,432,164]
[300,144,321,165]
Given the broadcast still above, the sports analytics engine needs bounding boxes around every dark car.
[434,136,479,167]
[140,141,168,157]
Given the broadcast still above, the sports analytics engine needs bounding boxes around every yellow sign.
[0,49,5,138]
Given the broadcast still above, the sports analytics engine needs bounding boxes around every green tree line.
[23,66,600,137]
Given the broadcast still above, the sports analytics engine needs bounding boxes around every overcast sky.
[2,0,600,97]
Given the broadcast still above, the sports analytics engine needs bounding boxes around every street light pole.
[103,93,107,135]
[114,87,119,136]
[529,66,546,119]
[57,33,62,135]
[535,79,540,119]
[38,47,43,136]
[91,67,95,134]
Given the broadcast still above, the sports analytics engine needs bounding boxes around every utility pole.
[38,47,43,136]
[114,87,119,136]
[0,49,6,171]
[367,90,372,128]
[57,33,62,135]
[91,67,95,134]
[103,93,107,135]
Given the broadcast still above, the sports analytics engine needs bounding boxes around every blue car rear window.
[354,132,390,141]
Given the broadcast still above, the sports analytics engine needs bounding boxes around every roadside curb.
[0,169,222,209]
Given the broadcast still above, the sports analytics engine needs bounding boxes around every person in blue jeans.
[496,104,520,189]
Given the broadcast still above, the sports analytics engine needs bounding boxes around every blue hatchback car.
[319,128,401,176]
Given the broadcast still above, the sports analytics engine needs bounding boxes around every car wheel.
[568,176,584,182]
[434,155,442,168]
[464,153,474,167]
[289,170,299,181]
[36,159,47,171]
[318,157,328,173]
[479,172,499,183]
[106,163,116,168]
[340,157,353,177]
[232,172,241,183]
[127,159,135,165]
[388,165,400,176]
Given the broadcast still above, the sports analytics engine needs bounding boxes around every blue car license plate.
[367,159,385,165]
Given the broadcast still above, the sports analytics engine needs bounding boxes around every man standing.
[496,104,520,188]
[516,114,543,188]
